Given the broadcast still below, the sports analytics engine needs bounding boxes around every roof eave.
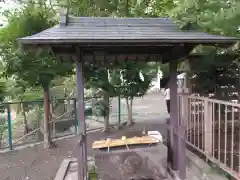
[17,38,240,46]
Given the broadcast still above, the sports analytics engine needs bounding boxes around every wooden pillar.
[169,60,179,171]
[170,61,187,179]
[178,126,186,179]
[76,58,88,180]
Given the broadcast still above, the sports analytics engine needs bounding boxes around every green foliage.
[84,65,113,119]
[90,0,153,17]
[113,62,158,99]
[149,0,176,17]
[84,66,116,97]
[5,79,43,101]
[56,0,95,16]
[92,99,109,117]
[0,113,7,147]
[31,106,44,130]
[88,166,97,180]
[0,79,6,102]
[0,2,75,147]
[191,52,239,96]
[156,0,240,96]
[169,0,240,37]
[0,3,73,90]
[159,63,170,88]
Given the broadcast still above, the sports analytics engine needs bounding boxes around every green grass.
[88,166,97,180]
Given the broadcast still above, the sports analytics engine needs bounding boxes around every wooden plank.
[92,135,159,149]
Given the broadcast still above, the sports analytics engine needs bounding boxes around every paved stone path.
[87,92,169,125]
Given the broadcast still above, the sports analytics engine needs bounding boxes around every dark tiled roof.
[18,15,239,44]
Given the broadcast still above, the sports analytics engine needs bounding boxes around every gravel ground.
[0,122,167,180]
[0,93,168,180]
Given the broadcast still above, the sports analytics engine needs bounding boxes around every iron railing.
[0,96,126,151]
[178,94,240,179]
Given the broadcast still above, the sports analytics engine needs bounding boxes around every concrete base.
[53,150,227,180]
[53,131,228,180]
[94,144,168,180]
[53,157,95,180]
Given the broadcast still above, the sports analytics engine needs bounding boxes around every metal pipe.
[7,105,13,150]
[74,99,78,134]
[118,95,121,127]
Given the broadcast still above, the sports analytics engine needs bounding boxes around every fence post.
[7,105,13,150]
[74,99,78,134]
[117,96,121,128]
[182,93,189,127]
[204,99,213,157]
[167,118,173,166]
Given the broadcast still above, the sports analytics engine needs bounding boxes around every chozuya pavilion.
[18,11,239,180]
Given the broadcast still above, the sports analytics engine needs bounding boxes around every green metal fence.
[0,96,126,151]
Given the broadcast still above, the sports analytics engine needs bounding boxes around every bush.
[0,114,7,148]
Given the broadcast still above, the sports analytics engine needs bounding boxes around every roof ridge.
[59,9,68,27]
[66,16,177,29]
[68,16,171,20]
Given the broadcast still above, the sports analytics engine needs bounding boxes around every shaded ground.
[0,93,169,180]
[0,122,167,180]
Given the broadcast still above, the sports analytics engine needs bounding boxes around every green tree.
[84,65,116,131]
[0,3,74,148]
[91,0,152,17]
[0,114,7,148]
[169,0,240,36]
[3,78,44,135]
[111,62,158,125]
[150,0,240,96]
[148,0,176,17]
[0,80,7,148]
[170,0,239,97]
[56,0,158,130]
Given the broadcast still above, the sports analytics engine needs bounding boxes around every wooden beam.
[39,43,195,65]
[51,45,173,55]
[161,44,195,63]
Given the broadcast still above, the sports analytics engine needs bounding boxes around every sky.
[0,0,20,24]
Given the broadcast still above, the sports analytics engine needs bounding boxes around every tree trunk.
[43,86,53,149]
[186,75,192,93]
[103,93,110,132]
[67,99,71,112]
[21,103,29,134]
[0,134,2,148]
[124,0,130,16]
[184,59,192,93]
[126,98,133,126]
[50,102,56,138]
